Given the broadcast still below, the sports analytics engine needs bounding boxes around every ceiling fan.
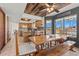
[44,3,59,13]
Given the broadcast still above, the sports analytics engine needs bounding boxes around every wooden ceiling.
[24,3,70,17]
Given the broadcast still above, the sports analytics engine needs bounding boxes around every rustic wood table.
[30,35,56,51]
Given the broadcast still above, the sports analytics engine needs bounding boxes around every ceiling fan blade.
[51,4,59,13]
[54,8,59,13]
[39,9,47,13]
[45,3,50,7]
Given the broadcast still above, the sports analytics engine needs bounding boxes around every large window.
[55,18,63,34]
[46,20,52,34]
[55,15,77,38]
[64,15,77,37]
[64,19,71,28]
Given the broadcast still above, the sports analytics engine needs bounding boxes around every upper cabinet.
[35,20,43,28]
[19,23,32,28]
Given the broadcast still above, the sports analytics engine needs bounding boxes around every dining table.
[29,35,62,51]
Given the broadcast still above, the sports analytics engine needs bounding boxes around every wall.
[8,15,19,40]
[8,13,44,40]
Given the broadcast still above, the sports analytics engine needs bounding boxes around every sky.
[45,16,77,29]
[46,20,52,28]
[56,16,77,28]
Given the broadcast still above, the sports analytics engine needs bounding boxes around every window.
[46,20,52,35]
[55,15,77,38]
[55,18,63,34]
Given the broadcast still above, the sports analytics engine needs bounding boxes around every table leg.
[70,45,76,52]
[35,45,39,51]
[55,40,57,45]
[48,42,50,48]
[50,41,52,47]
[40,44,44,50]
[44,42,49,49]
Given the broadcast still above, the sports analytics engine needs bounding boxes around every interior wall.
[8,16,19,40]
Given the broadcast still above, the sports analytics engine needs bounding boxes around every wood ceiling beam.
[38,11,48,16]
[31,3,39,12]
[24,4,29,13]
[31,9,39,15]
[26,4,30,10]
[25,3,38,14]
[28,4,36,13]
[31,4,42,14]
[34,6,46,15]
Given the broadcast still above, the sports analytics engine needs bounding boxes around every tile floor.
[0,35,16,56]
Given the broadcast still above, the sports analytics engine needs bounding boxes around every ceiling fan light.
[48,10,51,12]
[47,8,51,12]
[47,8,49,11]
[50,7,54,11]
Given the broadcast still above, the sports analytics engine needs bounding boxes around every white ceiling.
[0,3,43,21]
[0,3,26,17]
